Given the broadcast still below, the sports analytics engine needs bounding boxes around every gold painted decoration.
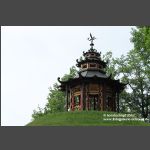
[89,84,99,91]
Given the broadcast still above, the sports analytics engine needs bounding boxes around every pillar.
[69,88,72,110]
[98,84,101,111]
[65,85,68,111]
[72,95,75,111]
[86,84,89,110]
[116,92,120,113]
[101,84,103,111]
[102,83,105,111]
[112,91,116,112]
[80,83,84,110]
[83,84,86,110]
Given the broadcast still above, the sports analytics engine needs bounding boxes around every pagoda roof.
[83,50,101,57]
[74,70,108,78]
[58,73,126,92]
[76,58,107,67]
[57,34,126,92]
[58,70,126,90]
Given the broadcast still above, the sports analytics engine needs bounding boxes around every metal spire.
[87,33,96,50]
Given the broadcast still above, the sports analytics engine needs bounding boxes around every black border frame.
[1,0,150,150]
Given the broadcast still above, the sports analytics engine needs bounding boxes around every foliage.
[129,26,150,117]
[103,27,150,118]
[32,105,44,120]
[131,26,150,66]
[61,66,78,81]
[32,66,78,120]
[45,83,65,113]
[102,51,118,79]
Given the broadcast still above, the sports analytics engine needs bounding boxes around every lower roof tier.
[58,70,126,93]
[74,70,108,78]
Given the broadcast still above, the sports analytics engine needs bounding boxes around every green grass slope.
[27,111,150,126]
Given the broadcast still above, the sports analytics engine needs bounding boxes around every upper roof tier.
[76,34,107,70]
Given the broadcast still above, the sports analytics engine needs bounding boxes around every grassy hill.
[27,111,150,126]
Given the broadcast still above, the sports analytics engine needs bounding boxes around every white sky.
[1,26,135,126]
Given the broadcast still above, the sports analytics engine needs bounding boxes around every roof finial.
[88,33,96,50]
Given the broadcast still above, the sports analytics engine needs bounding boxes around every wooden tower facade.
[58,34,126,112]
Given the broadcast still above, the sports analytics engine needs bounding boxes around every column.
[72,95,75,111]
[102,83,105,111]
[112,91,116,112]
[98,84,101,111]
[71,90,75,111]
[116,92,120,113]
[86,84,89,110]
[83,84,86,110]
[65,85,68,111]
[80,83,84,110]
[87,94,90,110]
[69,88,72,111]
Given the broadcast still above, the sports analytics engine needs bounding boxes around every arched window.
[89,63,96,68]
[106,97,111,110]
[82,64,87,69]
[98,65,102,69]
[90,53,95,57]
[74,95,80,110]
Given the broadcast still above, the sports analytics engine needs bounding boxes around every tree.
[32,105,44,120]
[112,50,150,117]
[131,26,150,66]
[32,66,78,119]
[102,52,129,113]
[102,51,118,79]
[45,83,65,113]
[103,27,150,118]
[129,26,150,118]
[45,66,78,113]
[61,66,78,81]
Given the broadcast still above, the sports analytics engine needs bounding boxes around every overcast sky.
[1,26,135,126]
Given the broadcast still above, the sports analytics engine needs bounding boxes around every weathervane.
[88,33,96,50]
